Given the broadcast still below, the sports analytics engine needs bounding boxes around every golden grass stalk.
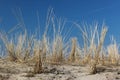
[68,38,76,63]
[50,36,64,64]
[101,51,106,65]
[41,35,47,63]
[15,32,27,62]
[75,48,81,64]
[107,37,119,65]
[7,40,17,61]
[34,49,43,74]
[51,37,58,64]
[57,36,64,63]
[23,36,34,62]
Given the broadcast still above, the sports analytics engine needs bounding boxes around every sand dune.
[0,59,120,80]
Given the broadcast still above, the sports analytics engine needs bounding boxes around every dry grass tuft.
[79,24,107,74]
[49,36,65,65]
[33,49,43,74]
[68,38,76,63]
[89,26,107,74]
[107,37,120,65]
[0,9,120,76]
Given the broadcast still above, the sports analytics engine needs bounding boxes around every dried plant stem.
[34,50,43,74]
[69,38,76,63]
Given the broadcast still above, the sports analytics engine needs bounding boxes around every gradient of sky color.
[0,0,120,45]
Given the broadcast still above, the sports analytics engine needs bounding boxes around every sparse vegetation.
[0,8,120,80]
[68,38,76,63]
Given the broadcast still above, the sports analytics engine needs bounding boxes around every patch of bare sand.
[0,59,120,80]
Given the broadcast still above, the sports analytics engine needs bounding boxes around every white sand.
[0,59,120,80]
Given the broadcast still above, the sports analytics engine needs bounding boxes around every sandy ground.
[0,59,120,80]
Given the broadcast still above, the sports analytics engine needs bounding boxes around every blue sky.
[0,0,120,45]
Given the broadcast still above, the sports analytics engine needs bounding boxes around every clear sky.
[0,0,120,45]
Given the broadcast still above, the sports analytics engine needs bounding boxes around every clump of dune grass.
[75,23,108,74]
[6,40,17,61]
[0,31,17,61]
[75,46,81,64]
[0,30,34,63]
[2,7,120,76]
[100,49,106,65]
[32,40,43,74]
[90,26,107,74]
[68,38,76,63]
[107,37,120,65]
[41,35,47,63]
[33,49,43,74]
[50,35,64,65]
